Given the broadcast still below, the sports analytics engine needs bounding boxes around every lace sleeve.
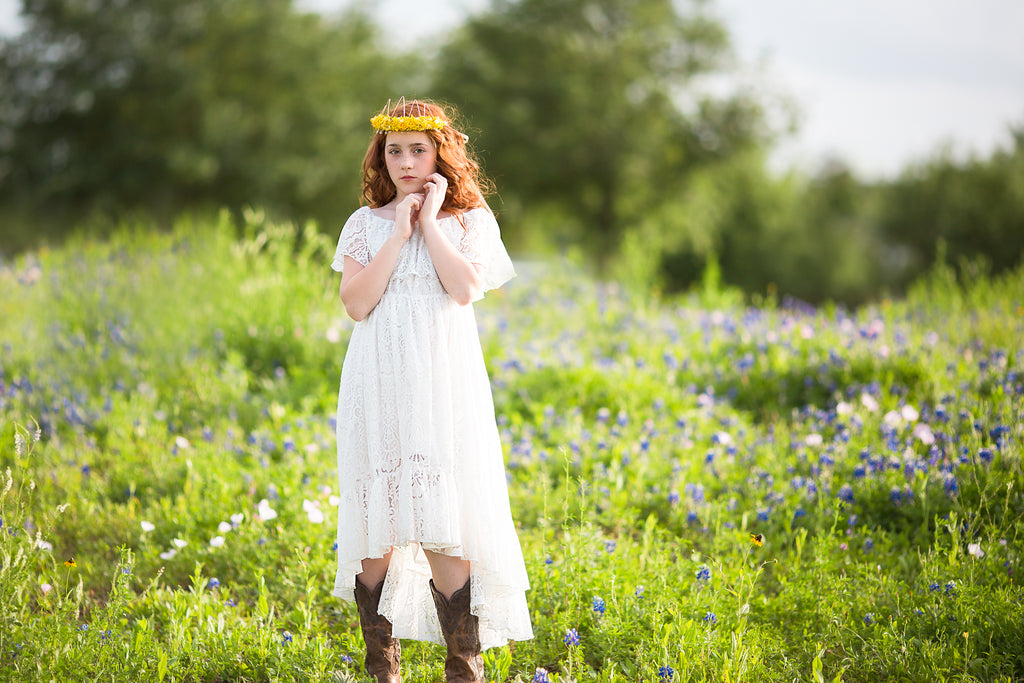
[331,208,371,272]
[459,208,516,299]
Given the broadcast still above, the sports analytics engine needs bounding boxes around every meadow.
[1,211,1022,682]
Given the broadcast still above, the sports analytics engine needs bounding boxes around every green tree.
[877,127,1024,287]
[432,0,774,263]
[0,0,408,245]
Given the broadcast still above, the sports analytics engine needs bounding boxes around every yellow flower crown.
[370,113,446,133]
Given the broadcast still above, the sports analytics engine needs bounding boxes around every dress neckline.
[364,205,469,223]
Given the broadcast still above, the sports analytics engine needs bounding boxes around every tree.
[0,0,408,238]
[877,127,1024,287]
[432,0,774,263]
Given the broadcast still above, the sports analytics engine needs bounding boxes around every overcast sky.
[3,0,1022,179]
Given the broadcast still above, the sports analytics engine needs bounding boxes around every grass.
[1,211,1022,681]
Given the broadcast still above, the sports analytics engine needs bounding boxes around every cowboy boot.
[353,579,401,683]
[429,579,485,683]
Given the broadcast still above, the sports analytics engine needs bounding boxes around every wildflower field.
[1,213,1022,682]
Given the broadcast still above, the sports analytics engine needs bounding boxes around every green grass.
[1,212,1022,681]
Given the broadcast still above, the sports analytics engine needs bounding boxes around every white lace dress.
[330,206,533,649]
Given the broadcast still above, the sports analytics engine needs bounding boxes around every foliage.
[2,216,1023,681]
[877,127,1024,289]
[0,0,408,248]
[432,0,775,262]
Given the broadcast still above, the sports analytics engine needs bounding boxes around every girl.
[330,99,533,682]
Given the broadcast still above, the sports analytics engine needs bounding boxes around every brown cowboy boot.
[353,579,401,683]
[429,579,485,683]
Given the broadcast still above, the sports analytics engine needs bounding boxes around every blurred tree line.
[2,0,1022,304]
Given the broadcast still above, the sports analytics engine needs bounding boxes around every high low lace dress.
[330,206,533,649]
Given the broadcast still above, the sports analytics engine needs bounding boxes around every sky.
[2,0,1021,179]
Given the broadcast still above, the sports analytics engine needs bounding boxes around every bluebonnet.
[592,596,606,615]
[703,612,717,625]
[658,665,675,681]
[533,668,550,683]
[563,628,580,646]
[696,565,711,582]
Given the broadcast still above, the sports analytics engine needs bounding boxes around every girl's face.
[384,131,438,200]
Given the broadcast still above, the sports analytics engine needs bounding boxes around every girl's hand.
[394,193,423,240]
[420,173,448,222]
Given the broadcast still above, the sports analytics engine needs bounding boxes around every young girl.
[330,99,533,682]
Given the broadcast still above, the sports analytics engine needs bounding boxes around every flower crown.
[371,98,446,133]
[370,113,446,133]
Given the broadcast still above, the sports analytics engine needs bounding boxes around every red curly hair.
[361,99,492,214]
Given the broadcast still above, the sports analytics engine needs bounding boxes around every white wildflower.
[967,543,984,559]
[218,521,232,534]
[257,499,278,521]
[913,423,935,445]
[303,499,325,524]
[140,521,156,532]
[210,536,225,548]
[172,538,188,549]
[860,394,879,412]
[159,549,177,560]
[901,405,919,422]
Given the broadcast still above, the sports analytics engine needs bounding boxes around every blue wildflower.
[696,565,711,582]
[635,585,645,598]
[208,578,220,589]
[563,628,580,646]
[282,631,293,644]
[703,612,717,625]
[604,540,616,553]
[658,665,675,681]
[837,484,854,503]
[341,654,354,663]
[863,613,874,625]
[592,596,606,615]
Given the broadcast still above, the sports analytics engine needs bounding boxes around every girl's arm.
[420,221,484,306]
[339,196,421,321]
[418,174,484,305]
